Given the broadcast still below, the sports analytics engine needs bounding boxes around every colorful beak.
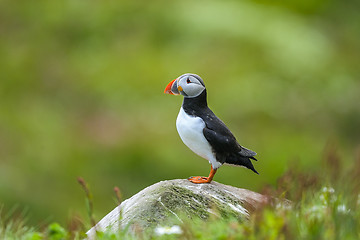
[164,79,180,95]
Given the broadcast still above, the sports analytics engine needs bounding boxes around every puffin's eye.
[186,78,191,84]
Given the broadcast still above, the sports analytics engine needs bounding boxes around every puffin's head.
[164,73,206,98]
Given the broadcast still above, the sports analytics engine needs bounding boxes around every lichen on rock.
[86,179,269,239]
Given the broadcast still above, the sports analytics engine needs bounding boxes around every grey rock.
[86,179,269,238]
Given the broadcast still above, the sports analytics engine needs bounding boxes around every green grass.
[1,186,359,239]
[2,155,360,240]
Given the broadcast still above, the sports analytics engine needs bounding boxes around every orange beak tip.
[164,89,174,95]
[164,79,176,95]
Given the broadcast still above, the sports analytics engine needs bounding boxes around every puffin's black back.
[182,90,259,174]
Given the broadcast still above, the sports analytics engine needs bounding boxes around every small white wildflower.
[309,205,326,213]
[319,193,329,205]
[307,205,326,219]
[155,225,182,236]
[320,187,337,205]
[337,204,350,214]
[321,187,335,194]
[276,202,292,211]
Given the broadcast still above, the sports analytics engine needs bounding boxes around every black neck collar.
[182,90,208,116]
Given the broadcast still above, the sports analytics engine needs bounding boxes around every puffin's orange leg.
[188,166,217,184]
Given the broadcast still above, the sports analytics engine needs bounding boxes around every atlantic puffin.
[164,73,258,184]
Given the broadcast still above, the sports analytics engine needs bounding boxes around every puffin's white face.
[164,73,206,98]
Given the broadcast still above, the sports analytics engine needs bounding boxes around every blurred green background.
[0,0,359,227]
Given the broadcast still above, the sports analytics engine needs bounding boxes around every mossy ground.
[2,149,360,239]
[2,161,360,240]
[2,186,359,240]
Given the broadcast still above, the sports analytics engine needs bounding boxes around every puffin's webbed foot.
[187,176,211,184]
[187,166,217,184]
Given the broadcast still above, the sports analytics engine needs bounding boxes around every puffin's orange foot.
[187,176,211,184]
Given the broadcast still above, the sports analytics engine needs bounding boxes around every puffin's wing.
[202,126,241,153]
[201,108,257,157]
[203,125,257,158]
[239,146,257,158]
[203,126,259,173]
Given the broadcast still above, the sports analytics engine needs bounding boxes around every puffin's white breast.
[176,107,222,169]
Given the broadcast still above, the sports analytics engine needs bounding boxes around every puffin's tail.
[225,149,259,174]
